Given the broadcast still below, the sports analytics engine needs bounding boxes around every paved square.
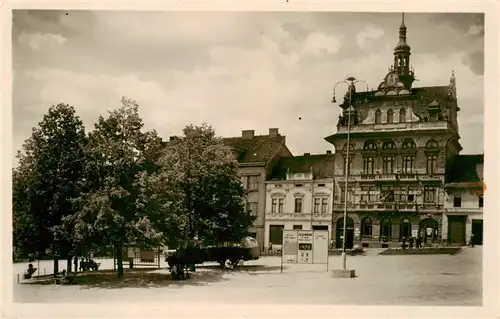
[13,247,481,306]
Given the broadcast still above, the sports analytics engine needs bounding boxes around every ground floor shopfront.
[264,220,332,250]
[331,211,443,249]
[442,211,483,246]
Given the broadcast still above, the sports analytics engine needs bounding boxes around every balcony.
[444,207,483,214]
[418,175,442,183]
[375,174,398,182]
[398,173,418,181]
[265,212,320,221]
[418,203,443,211]
[396,203,418,211]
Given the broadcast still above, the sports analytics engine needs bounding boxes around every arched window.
[399,108,406,123]
[425,139,439,149]
[382,140,396,150]
[387,109,394,123]
[375,109,382,124]
[402,139,416,149]
[363,140,377,151]
[361,218,372,237]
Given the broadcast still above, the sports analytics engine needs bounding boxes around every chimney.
[304,152,311,156]
[269,128,279,138]
[326,150,332,154]
[242,130,254,139]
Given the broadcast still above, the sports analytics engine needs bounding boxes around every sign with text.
[312,231,329,264]
[298,230,313,264]
[282,230,299,263]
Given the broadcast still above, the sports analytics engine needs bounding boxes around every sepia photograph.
[3,1,499,318]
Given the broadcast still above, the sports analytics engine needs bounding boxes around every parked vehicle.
[166,236,260,269]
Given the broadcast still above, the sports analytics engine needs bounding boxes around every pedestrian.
[416,236,422,249]
[469,233,475,248]
[409,236,414,249]
[268,242,273,251]
[402,237,407,250]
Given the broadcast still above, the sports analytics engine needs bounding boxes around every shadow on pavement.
[196,264,282,274]
[22,268,228,289]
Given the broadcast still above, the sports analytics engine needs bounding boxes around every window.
[295,184,303,187]
[344,157,352,176]
[382,141,396,150]
[278,198,284,213]
[321,198,328,213]
[399,108,406,123]
[375,109,382,124]
[241,176,247,190]
[271,198,277,213]
[408,194,415,202]
[314,198,320,213]
[479,196,484,208]
[248,175,260,191]
[318,184,326,187]
[361,186,376,202]
[339,186,353,203]
[425,139,439,149]
[363,156,375,175]
[402,156,414,173]
[269,225,284,245]
[363,140,377,151]
[426,155,437,174]
[293,225,302,230]
[453,194,462,207]
[380,185,395,202]
[383,156,395,174]
[246,202,258,216]
[294,198,303,213]
[380,218,392,238]
[387,109,394,123]
[402,139,416,149]
[424,186,436,203]
[361,218,372,237]
[249,232,257,239]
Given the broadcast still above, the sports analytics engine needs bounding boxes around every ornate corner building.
[324,14,476,248]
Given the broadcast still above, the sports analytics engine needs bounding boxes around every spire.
[392,12,414,89]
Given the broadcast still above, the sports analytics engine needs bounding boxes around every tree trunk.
[115,245,124,278]
[74,256,78,273]
[67,257,72,273]
[53,258,59,278]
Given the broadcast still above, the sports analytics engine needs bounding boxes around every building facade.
[443,155,484,245]
[325,15,464,248]
[223,128,292,250]
[263,153,335,250]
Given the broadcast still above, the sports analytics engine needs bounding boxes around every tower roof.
[394,13,411,52]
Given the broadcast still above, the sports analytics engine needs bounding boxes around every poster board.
[298,230,313,264]
[281,229,329,272]
[282,230,299,263]
[312,231,329,264]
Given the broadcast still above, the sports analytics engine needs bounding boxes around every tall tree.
[73,97,164,278]
[13,104,87,274]
[153,124,255,247]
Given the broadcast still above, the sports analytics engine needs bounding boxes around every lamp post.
[332,75,369,273]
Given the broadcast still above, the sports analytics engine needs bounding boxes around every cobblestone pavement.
[13,247,482,305]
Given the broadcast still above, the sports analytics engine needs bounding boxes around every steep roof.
[270,154,335,180]
[445,154,484,185]
[222,135,287,164]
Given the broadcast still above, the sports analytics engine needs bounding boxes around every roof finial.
[402,12,405,26]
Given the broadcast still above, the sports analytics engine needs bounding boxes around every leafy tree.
[13,104,87,274]
[153,124,255,247]
[72,97,164,278]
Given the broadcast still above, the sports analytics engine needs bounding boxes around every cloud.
[356,26,385,50]
[12,11,485,164]
[18,32,66,51]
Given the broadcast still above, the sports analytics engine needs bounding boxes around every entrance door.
[448,216,466,245]
[471,219,483,245]
[336,217,354,249]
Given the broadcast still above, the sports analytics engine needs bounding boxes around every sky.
[12,11,484,164]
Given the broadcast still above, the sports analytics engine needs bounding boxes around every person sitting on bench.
[23,264,37,279]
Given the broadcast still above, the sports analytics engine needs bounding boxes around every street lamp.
[332,75,369,276]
